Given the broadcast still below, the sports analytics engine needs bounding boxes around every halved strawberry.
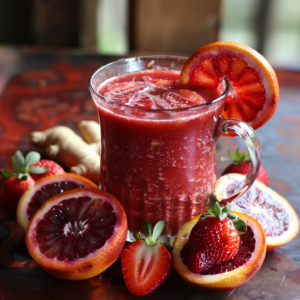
[121,221,172,296]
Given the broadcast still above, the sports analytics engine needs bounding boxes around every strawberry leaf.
[219,212,228,221]
[29,167,48,174]
[11,156,21,173]
[25,151,41,168]
[152,220,166,242]
[208,202,221,217]
[233,219,247,233]
[220,148,250,165]
[227,212,238,221]
[14,151,26,171]
[157,241,173,252]
[200,213,212,218]
[133,229,145,241]
[222,203,231,213]
[143,222,152,238]
[1,169,17,178]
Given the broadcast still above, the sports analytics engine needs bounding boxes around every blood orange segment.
[180,41,279,130]
[213,173,299,251]
[17,173,98,231]
[172,212,266,292]
[25,187,127,280]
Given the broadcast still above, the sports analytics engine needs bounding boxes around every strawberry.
[221,149,269,186]
[0,150,48,213]
[187,202,246,273]
[29,159,65,181]
[121,221,172,296]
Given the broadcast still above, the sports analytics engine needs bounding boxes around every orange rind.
[180,41,279,131]
[26,187,127,280]
[172,212,266,292]
[214,173,299,251]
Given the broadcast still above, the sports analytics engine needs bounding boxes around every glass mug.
[89,56,261,237]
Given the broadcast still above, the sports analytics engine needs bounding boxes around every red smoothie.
[94,69,224,235]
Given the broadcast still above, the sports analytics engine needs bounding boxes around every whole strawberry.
[121,221,172,296]
[29,159,65,181]
[187,202,246,273]
[221,149,268,186]
[0,151,48,214]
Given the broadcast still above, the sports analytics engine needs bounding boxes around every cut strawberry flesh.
[27,181,84,221]
[36,196,116,261]
[189,55,266,122]
[180,226,255,274]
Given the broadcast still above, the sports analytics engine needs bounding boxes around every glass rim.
[89,55,229,112]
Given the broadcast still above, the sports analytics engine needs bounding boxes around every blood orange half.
[172,212,266,292]
[180,41,279,130]
[25,187,127,280]
[213,173,299,251]
[17,173,98,231]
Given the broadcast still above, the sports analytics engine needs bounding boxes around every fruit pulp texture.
[36,196,116,261]
[28,181,84,221]
[96,70,223,235]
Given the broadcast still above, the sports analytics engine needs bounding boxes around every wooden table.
[0,47,299,300]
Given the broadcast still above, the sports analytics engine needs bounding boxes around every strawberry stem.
[133,221,173,251]
[220,148,250,165]
[201,202,247,234]
[0,150,48,180]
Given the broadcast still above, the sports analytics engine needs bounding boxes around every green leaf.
[228,149,235,159]
[29,167,48,174]
[133,229,145,241]
[14,151,25,170]
[11,156,21,172]
[222,203,231,213]
[152,220,166,242]
[1,169,17,178]
[25,151,41,167]
[219,212,228,221]
[143,222,152,238]
[200,213,212,219]
[227,212,238,221]
[233,219,247,233]
[208,202,221,217]
[220,156,233,163]
[157,241,173,252]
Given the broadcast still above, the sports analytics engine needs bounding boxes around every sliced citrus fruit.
[213,173,299,251]
[180,41,279,130]
[25,187,127,280]
[17,173,98,231]
[172,211,266,292]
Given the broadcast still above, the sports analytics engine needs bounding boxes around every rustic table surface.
[0,47,299,300]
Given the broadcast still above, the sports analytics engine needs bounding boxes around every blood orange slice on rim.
[17,173,98,231]
[25,187,127,280]
[213,173,299,251]
[180,41,279,130]
[172,212,266,292]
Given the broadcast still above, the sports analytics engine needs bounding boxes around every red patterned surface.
[0,47,299,299]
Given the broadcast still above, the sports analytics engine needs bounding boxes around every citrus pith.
[214,173,299,251]
[25,187,127,280]
[172,212,266,292]
[180,41,279,131]
[17,173,98,231]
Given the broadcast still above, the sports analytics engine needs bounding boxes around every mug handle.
[211,118,261,205]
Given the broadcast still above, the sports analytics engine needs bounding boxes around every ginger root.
[30,126,100,184]
[78,120,101,155]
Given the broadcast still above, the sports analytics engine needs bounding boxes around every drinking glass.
[89,56,261,238]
